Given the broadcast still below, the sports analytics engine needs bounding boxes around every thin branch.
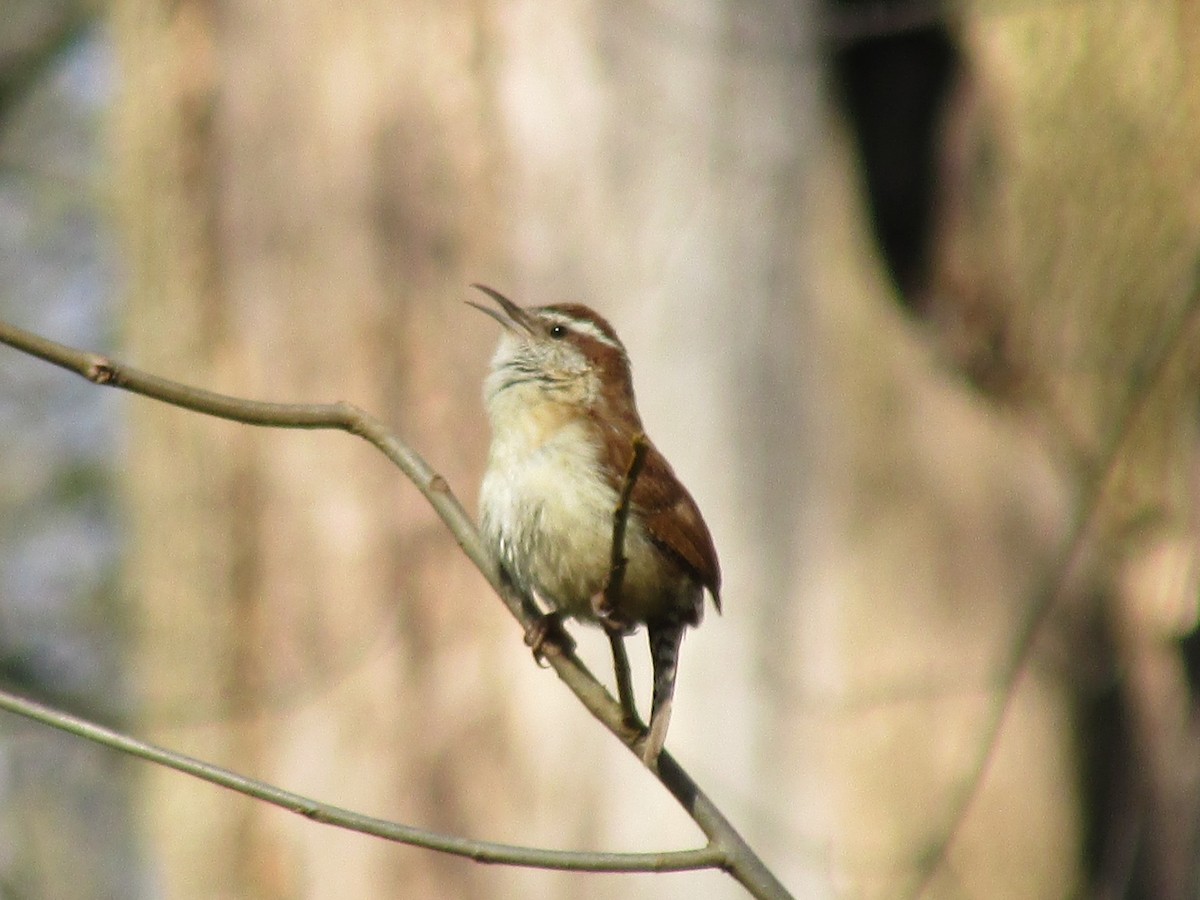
[606,629,640,728]
[0,318,793,900]
[0,687,719,872]
[608,432,648,604]
[603,433,649,726]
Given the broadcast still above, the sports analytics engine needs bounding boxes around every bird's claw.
[525,612,575,665]
[591,590,634,635]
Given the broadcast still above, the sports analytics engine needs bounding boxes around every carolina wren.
[470,284,721,763]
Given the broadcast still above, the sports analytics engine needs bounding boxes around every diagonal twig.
[607,432,649,605]
[605,630,640,728]
[603,433,649,726]
[906,280,1200,898]
[0,687,721,872]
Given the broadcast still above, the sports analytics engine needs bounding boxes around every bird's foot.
[590,590,634,634]
[524,611,575,665]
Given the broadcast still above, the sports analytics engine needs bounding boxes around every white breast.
[480,405,620,618]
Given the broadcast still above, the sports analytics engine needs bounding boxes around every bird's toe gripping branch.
[524,611,576,665]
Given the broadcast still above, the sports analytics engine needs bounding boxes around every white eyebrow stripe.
[544,313,623,351]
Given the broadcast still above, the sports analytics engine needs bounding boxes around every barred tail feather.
[644,620,685,764]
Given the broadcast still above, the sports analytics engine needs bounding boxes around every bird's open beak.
[467,284,535,334]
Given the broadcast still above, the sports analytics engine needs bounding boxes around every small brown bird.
[470,284,721,763]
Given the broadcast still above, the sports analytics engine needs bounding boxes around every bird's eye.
[548,324,568,339]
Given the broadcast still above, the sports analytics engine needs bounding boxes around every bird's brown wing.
[619,437,722,611]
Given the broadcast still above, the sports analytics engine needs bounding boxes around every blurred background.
[2,1,1199,898]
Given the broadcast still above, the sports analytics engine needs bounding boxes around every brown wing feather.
[594,421,720,605]
[631,441,722,608]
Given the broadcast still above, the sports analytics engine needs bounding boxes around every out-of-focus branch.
[0,687,720,873]
[0,317,793,899]
[906,277,1200,898]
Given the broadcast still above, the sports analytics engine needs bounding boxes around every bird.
[469,283,721,764]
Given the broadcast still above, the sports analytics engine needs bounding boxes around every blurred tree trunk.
[111,1,512,897]
[780,3,1200,897]
[923,7,1200,897]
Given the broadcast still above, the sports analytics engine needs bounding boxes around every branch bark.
[0,317,793,899]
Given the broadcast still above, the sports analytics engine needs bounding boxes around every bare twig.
[606,629,640,728]
[0,318,793,900]
[603,433,649,725]
[0,687,719,872]
[607,432,648,604]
